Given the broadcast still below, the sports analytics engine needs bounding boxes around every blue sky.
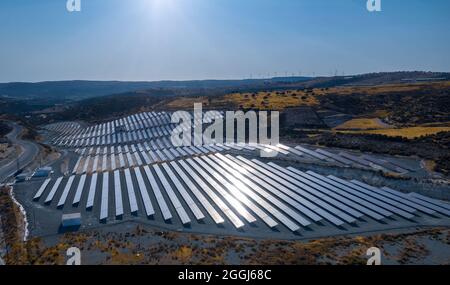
[0,0,449,82]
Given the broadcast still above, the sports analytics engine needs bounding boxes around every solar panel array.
[33,153,450,233]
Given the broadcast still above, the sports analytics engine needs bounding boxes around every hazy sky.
[1,0,449,82]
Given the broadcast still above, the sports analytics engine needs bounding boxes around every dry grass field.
[225,90,319,110]
[334,118,393,130]
[336,126,450,139]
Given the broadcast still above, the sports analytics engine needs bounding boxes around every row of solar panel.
[53,111,223,144]
[34,154,449,232]
[278,144,412,173]
[52,112,172,142]
[71,144,237,174]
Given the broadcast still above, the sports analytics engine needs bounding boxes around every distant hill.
[0,78,312,101]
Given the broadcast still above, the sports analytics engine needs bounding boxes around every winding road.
[0,122,40,183]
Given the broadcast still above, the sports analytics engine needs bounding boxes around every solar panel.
[92,155,99,173]
[148,151,160,162]
[100,172,109,220]
[155,149,167,161]
[203,156,301,230]
[285,167,384,221]
[125,152,135,167]
[228,155,323,223]
[178,160,243,228]
[247,158,354,225]
[34,178,51,200]
[113,170,124,217]
[124,168,139,213]
[82,156,90,174]
[315,149,353,165]
[350,180,420,214]
[118,152,125,168]
[187,158,256,224]
[142,165,172,220]
[183,146,196,156]
[86,173,98,209]
[305,171,393,218]
[57,175,75,207]
[267,162,363,219]
[140,150,153,165]
[295,146,327,160]
[168,147,181,159]
[153,164,191,225]
[198,156,278,228]
[161,163,205,221]
[408,193,450,211]
[380,187,450,216]
[339,152,373,167]
[72,156,82,174]
[45,176,63,203]
[72,174,87,205]
[133,151,143,166]
[176,147,188,157]
[213,154,311,229]
[133,167,155,217]
[327,175,415,219]
[162,148,175,160]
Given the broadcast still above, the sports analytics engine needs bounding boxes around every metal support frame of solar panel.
[153,164,191,225]
[45,176,64,203]
[232,156,344,225]
[57,175,76,207]
[266,162,364,220]
[326,175,415,220]
[349,180,437,215]
[142,165,172,220]
[133,167,155,217]
[215,153,312,227]
[284,167,385,221]
[163,162,210,221]
[86,173,98,209]
[249,158,354,225]
[380,187,450,216]
[199,156,279,228]
[305,171,394,218]
[177,160,243,228]
[204,156,301,231]
[34,178,52,200]
[187,158,257,224]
